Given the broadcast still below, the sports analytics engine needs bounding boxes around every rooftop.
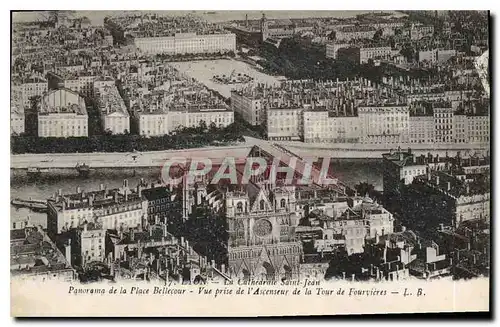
[95,84,129,117]
[10,227,73,277]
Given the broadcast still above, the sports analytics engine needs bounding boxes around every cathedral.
[178,144,348,281]
[225,183,303,281]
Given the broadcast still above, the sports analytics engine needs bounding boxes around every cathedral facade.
[225,185,303,281]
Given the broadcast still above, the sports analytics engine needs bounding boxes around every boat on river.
[11,197,48,212]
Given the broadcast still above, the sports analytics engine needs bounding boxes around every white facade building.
[325,42,350,60]
[358,105,410,144]
[433,107,454,143]
[453,114,469,144]
[303,110,360,143]
[19,76,48,108]
[359,46,393,64]
[137,112,170,137]
[80,226,106,266]
[230,90,263,126]
[170,107,234,130]
[63,75,97,98]
[134,32,236,55]
[136,107,234,137]
[38,89,88,138]
[409,116,435,144]
[335,27,376,41]
[467,115,490,144]
[94,84,130,135]
[266,108,303,141]
[410,25,434,40]
[11,110,25,135]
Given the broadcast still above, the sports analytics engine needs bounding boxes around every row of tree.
[155,51,236,61]
[11,121,245,154]
[258,37,361,80]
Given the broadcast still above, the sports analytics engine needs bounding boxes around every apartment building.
[467,114,490,143]
[48,71,97,98]
[11,93,25,135]
[11,227,76,282]
[434,107,454,143]
[266,107,303,141]
[338,46,393,64]
[303,110,360,143]
[16,75,48,108]
[335,26,377,41]
[134,32,236,55]
[37,89,88,137]
[409,115,435,144]
[230,90,264,126]
[325,42,350,60]
[47,181,148,236]
[94,83,130,134]
[358,104,410,145]
[79,224,107,266]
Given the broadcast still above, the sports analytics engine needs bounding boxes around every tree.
[197,120,208,134]
[354,182,375,197]
[209,122,217,133]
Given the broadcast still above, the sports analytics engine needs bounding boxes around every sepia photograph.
[9,7,491,317]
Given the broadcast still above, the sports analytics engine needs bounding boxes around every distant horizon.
[12,10,406,25]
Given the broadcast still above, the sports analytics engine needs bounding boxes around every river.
[10,159,384,228]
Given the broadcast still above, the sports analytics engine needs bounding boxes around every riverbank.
[11,144,252,169]
[11,158,385,228]
[11,140,489,169]
[278,141,489,159]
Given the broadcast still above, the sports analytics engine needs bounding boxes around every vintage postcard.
[10,10,490,317]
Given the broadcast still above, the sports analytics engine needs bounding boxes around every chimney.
[58,189,62,196]
[221,264,226,274]
[447,182,451,191]
[181,236,185,247]
[76,186,81,194]
[83,222,88,232]
[435,175,440,185]
[383,244,388,263]
[211,260,215,268]
[351,274,355,282]
[130,228,135,242]
[123,179,129,189]
[114,191,118,203]
[65,239,71,265]
[439,223,444,231]
[100,184,104,191]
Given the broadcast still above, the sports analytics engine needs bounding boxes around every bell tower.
[260,13,269,42]
[227,185,303,281]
